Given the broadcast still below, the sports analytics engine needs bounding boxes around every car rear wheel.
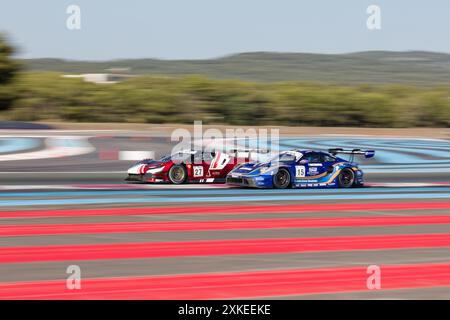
[273,168,291,189]
[168,164,187,184]
[338,168,355,188]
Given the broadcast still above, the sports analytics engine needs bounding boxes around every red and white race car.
[126,150,255,184]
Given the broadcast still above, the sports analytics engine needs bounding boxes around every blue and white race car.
[226,148,375,189]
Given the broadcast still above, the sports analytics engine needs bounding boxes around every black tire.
[338,168,355,188]
[168,164,187,184]
[272,168,291,189]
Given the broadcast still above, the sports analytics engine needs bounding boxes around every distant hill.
[21,51,450,85]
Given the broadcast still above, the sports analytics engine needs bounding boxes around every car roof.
[283,149,314,154]
[294,150,330,154]
[176,149,205,155]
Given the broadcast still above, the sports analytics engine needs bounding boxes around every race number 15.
[295,166,305,178]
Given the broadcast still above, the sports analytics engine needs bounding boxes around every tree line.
[0,37,449,127]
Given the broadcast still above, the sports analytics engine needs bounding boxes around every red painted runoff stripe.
[2,233,450,264]
[1,262,450,299]
[0,201,449,219]
[3,214,450,237]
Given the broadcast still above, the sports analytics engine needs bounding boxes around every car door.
[297,152,326,179]
[320,152,337,176]
[191,152,207,180]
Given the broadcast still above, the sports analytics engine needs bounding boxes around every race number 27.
[193,166,204,177]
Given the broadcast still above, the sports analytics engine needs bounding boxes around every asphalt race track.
[0,130,449,299]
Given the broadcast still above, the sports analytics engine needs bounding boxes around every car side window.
[321,154,335,163]
[193,152,209,163]
[279,153,296,162]
[173,153,190,163]
[301,152,321,163]
[202,152,214,162]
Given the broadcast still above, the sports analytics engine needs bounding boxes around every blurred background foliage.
[0,35,20,111]
[2,72,448,127]
[1,37,449,127]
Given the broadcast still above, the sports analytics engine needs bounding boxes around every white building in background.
[62,68,134,84]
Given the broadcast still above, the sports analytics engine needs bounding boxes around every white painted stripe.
[0,134,94,138]
[0,172,123,174]
[119,151,154,161]
[0,182,448,191]
[0,185,79,190]
[0,184,231,190]
[319,135,450,142]
[365,168,450,173]
[0,137,95,161]
[0,170,443,175]
[367,182,450,187]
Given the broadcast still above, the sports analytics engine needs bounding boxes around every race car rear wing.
[328,148,375,159]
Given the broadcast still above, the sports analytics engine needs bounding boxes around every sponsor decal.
[308,167,318,175]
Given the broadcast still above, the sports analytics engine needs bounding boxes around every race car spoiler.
[328,148,375,159]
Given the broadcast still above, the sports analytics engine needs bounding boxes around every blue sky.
[0,0,449,60]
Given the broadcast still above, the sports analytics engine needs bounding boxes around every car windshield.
[158,154,173,162]
[159,152,192,162]
[269,151,303,163]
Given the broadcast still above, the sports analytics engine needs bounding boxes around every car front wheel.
[273,168,291,189]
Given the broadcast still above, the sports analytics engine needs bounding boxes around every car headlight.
[260,167,272,173]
